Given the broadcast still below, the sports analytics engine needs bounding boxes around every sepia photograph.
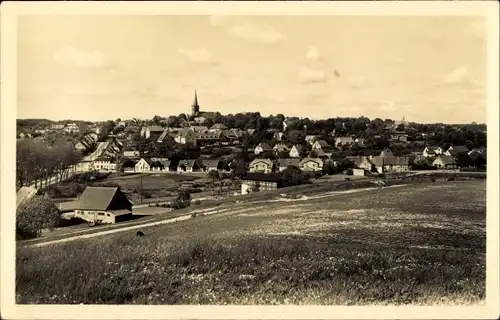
[1,1,499,320]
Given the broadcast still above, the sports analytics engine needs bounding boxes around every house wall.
[353,168,365,176]
[74,210,115,224]
[301,161,322,171]
[135,160,150,172]
[289,148,300,158]
[249,163,271,173]
[376,164,409,173]
[241,181,277,194]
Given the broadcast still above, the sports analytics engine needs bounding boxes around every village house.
[273,132,285,141]
[135,158,151,172]
[248,158,274,173]
[196,131,225,145]
[18,132,32,139]
[299,158,324,172]
[390,131,409,142]
[311,140,331,152]
[177,159,200,172]
[140,125,165,140]
[335,136,355,148]
[423,146,443,157]
[91,156,116,171]
[444,145,469,157]
[305,135,319,145]
[289,145,303,158]
[123,150,140,158]
[51,123,65,130]
[432,155,458,169]
[379,148,395,158]
[73,186,133,224]
[278,158,300,172]
[254,142,273,155]
[354,138,367,146]
[150,159,171,172]
[202,159,222,172]
[371,156,410,173]
[240,173,283,195]
[273,143,289,154]
[346,156,374,171]
[175,128,197,145]
[102,138,123,158]
[64,123,80,134]
[210,123,228,131]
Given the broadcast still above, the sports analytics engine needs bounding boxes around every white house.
[174,128,197,145]
[299,158,324,172]
[432,155,458,169]
[289,145,303,158]
[91,157,116,171]
[423,146,443,157]
[335,136,355,147]
[135,158,151,172]
[248,159,274,173]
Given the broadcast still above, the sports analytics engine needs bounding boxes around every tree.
[16,195,61,239]
[281,166,309,187]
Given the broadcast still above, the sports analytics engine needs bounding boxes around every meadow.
[16,180,486,305]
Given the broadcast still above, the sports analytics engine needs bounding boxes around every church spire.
[191,90,200,116]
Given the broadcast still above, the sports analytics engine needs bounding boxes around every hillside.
[16,180,486,305]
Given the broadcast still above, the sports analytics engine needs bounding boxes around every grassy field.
[16,180,486,305]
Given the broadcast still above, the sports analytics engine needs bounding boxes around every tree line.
[16,139,82,189]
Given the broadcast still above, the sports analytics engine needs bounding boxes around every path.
[26,184,410,248]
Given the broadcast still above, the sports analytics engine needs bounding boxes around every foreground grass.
[16,181,486,305]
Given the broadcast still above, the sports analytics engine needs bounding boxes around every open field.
[16,180,486,305]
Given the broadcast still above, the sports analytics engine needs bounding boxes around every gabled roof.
[371,156,409,167]
[177,127,195,138]
[210,123,227,130]
[202,159,221,167]
[273,143,289,151]
[249,158,273,167]
[75,186,131,211]
[315,140,330,148]
[425,145,441,151]
[290,145,303,153]
[136,157,152,165]
[178,159,197,167]
[299,157,324,166]
[433,155,456,166]
[335,136,354,143]
[16,186,38,211]
[257,142,272,150]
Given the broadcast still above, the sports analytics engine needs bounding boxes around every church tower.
[191,90,200,116]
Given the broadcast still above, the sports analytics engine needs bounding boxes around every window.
[107,213,111,217]
[98,212,105,216]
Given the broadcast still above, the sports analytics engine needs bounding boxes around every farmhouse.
[249,158,274,173]
[312,140,331,152]
[289,145,303,158]
[371,156,410,173]
[432,155,458,169]
[135,158,151,172]
[240,173,283,194]
[299,158,324,172]
[335,136,354,147]
[278,158,300,172]
[73,186,133,224]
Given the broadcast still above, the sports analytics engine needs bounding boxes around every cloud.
[306,46,321,61]
[53,45,110,68]
[440,67,476,86]
[178,48,216,65]
[298,66,327,84]
[230,24,286,44]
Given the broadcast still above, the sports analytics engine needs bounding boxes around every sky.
[17,15,487,123]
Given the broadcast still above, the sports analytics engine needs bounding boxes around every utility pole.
[140,174,143,205]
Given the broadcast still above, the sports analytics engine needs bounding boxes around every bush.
[16,196,61,240]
